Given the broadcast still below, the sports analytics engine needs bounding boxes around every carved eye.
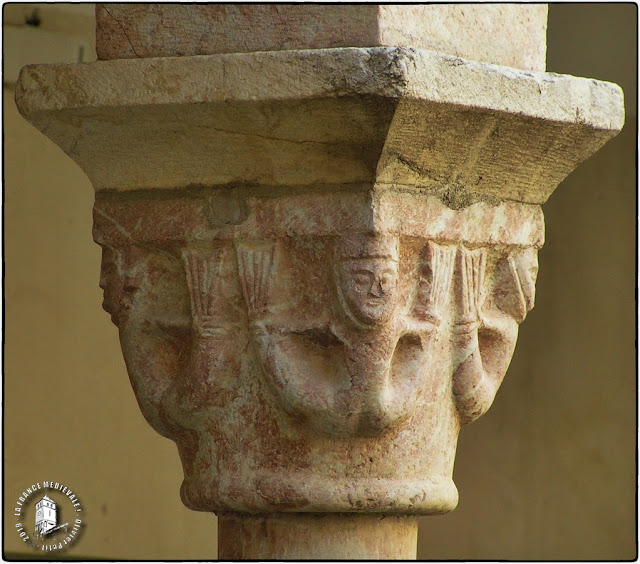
[99,262,117,286]
[353,272,371,289]
[99,248,118,288]
[122,284,139,296]
[379,273,394,291]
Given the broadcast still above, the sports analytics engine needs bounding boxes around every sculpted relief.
[14,13,623,522]
[92,194,540,513]
[93,217,192,440]
[243,234,537,437]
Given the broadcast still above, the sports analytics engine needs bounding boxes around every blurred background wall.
[4,4,636,560]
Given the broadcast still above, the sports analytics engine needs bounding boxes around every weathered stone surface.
[14,16,625,553]
[16,48,623,204]
[217,513,418,560]
[90,186,542,514]
[95,4,548,71]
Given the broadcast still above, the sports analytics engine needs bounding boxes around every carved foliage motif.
[412,241,456,325]
[182,247,226,336]
[236,242,276,320]
[456,247,487,327]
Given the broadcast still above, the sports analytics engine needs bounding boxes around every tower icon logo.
[34,495,68,539]
[13,481,84,553]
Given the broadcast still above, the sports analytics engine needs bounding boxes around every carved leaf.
[414,241,456,322]
[182,247,225,335]
[236,242,275,319]
[457,247,487,325]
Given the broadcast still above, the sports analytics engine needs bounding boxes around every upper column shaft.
[96,4,548,70]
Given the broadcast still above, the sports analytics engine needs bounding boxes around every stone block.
[15,48,623,204]
[96,4,548,71]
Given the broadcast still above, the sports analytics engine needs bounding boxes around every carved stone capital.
[89,186,540,514]
[17,38,623,522]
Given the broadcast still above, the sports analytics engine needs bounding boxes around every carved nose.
[369,279,384,297]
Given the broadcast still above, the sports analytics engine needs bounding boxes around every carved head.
[514,246,539,312]
[94,223,192,437]
[494,246,539,322]
[334,234,399,326]
[97,243,149,327]
[94,234,191,341]
[93,212,190,333]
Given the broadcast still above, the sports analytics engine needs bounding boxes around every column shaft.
[217,513,418,560]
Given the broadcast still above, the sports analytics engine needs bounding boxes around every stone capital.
[14,5,625,556]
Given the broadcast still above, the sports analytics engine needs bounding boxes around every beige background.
[4,4,636,560]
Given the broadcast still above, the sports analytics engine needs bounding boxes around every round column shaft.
[217,513,418,560]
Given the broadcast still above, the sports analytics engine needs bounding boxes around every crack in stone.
[103,6,144,59]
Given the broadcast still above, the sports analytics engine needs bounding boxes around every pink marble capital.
[15,5,624,531]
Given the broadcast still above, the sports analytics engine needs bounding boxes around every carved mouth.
[100,287,128,326]
[101,296,119,324]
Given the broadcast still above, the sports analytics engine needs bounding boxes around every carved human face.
[338,258,398,325]
[514,247,539,311]
[95,233,192,438]
[96,238,191,332]
[494,246,539,322]
[98,244,147,327]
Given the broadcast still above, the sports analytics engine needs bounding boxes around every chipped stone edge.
[15,47,624,133]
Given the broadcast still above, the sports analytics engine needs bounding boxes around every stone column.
[15,4,624,560]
